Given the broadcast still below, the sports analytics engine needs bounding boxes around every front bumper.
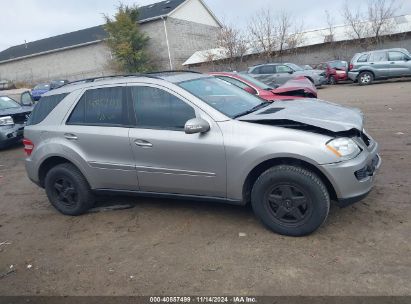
[0,124,25,148]
[320,141,381,207]
[348,71,359,82]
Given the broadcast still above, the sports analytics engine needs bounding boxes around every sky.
[1,0,411,52]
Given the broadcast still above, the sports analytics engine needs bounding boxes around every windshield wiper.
[233,102,270,119]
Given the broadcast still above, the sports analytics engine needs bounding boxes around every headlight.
[0,116,14,126]
[326,137,361,161]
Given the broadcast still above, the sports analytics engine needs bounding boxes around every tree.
[217,23,248,70]
[342,0,400,49]
[368,0,399,46]
[104,3,151,73]
[248,9,278,62]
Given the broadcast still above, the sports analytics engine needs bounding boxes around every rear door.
[368,51,390,78]
[128,84,227,198]
[249,65,277,86]
[62,85,138,191]
[388,51,411,77]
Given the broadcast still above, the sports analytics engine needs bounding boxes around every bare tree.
[276,11,293,62]
[248,9,278,62]
[368,0,399,46]
[217,23,248,71]
[342,0,400,49]
[324,10,335,43]
[284,19,306,59]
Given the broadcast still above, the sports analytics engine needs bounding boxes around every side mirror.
[243,86,257,95]
[21,92,34,106]
[288,70,294,74]
[184,118,210,134]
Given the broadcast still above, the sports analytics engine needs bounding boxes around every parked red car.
[209,72,317,101]
[314,60,348,85]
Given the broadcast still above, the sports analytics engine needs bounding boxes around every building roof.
[183,13,411,66]
[0,0,186,63]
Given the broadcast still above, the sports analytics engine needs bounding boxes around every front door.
[274,65,294,84]
[388,51,411,77]
[128,85,227,198]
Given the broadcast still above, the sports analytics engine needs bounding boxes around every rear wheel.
[358,71,374,86]
[45,163,94,215]
[251,165,330,236]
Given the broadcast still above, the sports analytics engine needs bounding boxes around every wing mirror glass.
[21,92,34,106]
[184,118,210,134]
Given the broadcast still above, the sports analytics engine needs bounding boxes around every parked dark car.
[50,80,69,89]
[31,83,51,101]
[0,95,33,148]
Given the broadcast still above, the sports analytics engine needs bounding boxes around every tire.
[329,76,337,85]
[45,163,95,216]
[251,165,330,236]
[358,71,374,86]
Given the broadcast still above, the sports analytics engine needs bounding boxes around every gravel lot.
[0,80,410,296]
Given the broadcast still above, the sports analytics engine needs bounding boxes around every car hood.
[238,99,364,133]
[0,106,33,117]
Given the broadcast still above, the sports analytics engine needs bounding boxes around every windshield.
[179,77,266,118]
[238,74,273,90]
[329,61,347,69]
[34,83,50,90]
[0,96,20,110]
[286,63,303,71]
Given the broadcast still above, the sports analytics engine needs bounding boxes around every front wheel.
[329,75,337,85]
[358,71,374,86]
[251,165,330,236]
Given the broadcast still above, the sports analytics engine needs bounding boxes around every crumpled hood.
[0,106,33,117]
[238,99,364,133]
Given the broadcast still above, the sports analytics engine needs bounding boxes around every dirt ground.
[0,80,410,296]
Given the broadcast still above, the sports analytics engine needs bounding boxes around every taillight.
[23,138,34,156]
[349,63,354,71]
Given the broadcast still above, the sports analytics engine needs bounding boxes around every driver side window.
[131,86,196,131]
[276,65,293,73]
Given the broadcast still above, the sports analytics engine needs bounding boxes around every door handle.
[390,62,395,64]
[134,139,153,148]
[64,133,78,140]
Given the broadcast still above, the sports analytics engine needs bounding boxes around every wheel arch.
[38,156,82,188]
[242,157,337,205]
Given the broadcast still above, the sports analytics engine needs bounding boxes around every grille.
[12,112,30,124]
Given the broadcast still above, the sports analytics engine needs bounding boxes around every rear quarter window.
[27,93,69,125]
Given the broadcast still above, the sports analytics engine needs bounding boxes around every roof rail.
[58,70,202,89]
[58,73,160,88]
[146,70,202,75]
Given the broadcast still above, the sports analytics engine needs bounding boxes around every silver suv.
[247,63,325,87]
[348,48,411,85]
[24,72,380,236]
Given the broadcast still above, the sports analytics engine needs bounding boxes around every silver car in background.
[24,72,380,236]
[247,63,326,87]
[348,48,411,85]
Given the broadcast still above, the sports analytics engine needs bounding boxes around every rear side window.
[67,87,125,126]
[357,54,369,63]
[27,93,68,125]
[259,65,276,74]
[131,86,196,131]
[369,51,387,62]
